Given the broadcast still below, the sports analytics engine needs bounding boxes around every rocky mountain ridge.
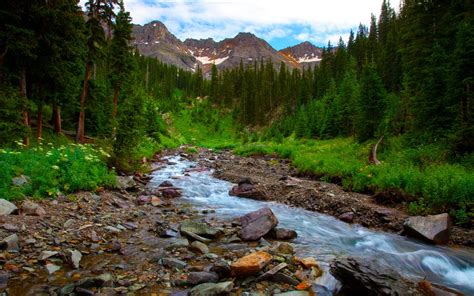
[132,21,323,74]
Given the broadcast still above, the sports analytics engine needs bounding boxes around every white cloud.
[80,0,401,47]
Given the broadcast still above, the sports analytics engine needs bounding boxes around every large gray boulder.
[0,199,17,216]
[239,207,278,241]
[229,181,269,201]
[403,213,451,244]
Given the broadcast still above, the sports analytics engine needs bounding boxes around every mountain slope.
[279,41,323,67]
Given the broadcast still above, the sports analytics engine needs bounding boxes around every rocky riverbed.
[0,148,473,295]
[193,149,474,247]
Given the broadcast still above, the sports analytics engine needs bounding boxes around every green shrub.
[0,142,116,200]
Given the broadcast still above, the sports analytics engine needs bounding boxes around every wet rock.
[330,256,420,295]
[159,180,174,187]
[0,271,8,290]
[0,234,19,251]
[0,199,17,216]
[180,221,221,238]
[21,200,46,216]
[181,229,212,243]
[339,212,355,223]
[161,257,188,269]
[239,208,278,241]
[231,251,272,277]
[190,241,209,254]
[161,188,182,198]
[66,249,82,269]
[12,175,30,186]
[187,271,219,285]
[273,242,294,255]
[267,228,297,240]
[229,182,268,201]
[189,281,234,296]
[297,257,319,269]
[116,176,136,190]
[45,263,61,274]
[210,260,231,279]
[403,213,451,244]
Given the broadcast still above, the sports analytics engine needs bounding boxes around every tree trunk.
[37,104,43,142]
[112,87,119,118]
[52,103,62,134]
[368,136,384,165]
[76,63,92,143]
[20,68,29,146]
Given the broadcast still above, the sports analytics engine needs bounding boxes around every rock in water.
[189,241,209,254]
[231,251,272,277]
[330,256,420,295]
[267,228,297,240]
[159,180,173,187]
[116,176,136,190]
[21,200,46,216]
[239,207,278,241]
[0,199,17,216]
[189,281,233,296]
[229,182,268,200]
[338,212,355,223]
[403,213,451,244]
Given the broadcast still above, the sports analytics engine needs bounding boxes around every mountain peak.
[280,41,323,65]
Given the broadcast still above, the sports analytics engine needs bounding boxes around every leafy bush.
[0,142,116,200]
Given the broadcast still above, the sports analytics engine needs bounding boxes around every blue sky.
[81,0,401,50]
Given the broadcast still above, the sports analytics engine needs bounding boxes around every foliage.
[0,142,115,200]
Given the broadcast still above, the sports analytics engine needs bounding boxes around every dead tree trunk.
[368,136,384,165]
[19,68,29,146]
[76,63,92,143]
[37,104,43,142]
[52,103,62,134]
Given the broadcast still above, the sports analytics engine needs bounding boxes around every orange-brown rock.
[296,281,312,290]
[231,251,272,277]
[297,257,319,269]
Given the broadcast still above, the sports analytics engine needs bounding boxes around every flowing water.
[150,155,474,295]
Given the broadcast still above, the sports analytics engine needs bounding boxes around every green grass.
[235,136,474,225]
[0,141,116,200]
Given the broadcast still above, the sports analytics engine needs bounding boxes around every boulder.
[12,175,30,186]
[338,212,355,223]
[21,200,46,216]
[115,176,136,190]
[165,238,189,250]
[186,272,219,285]
[330,256,420,295]
[240,208,278,241]
[403,213,451,244]
[189,241,209,254]
[180,221,221,238]
[231,251,272,277]
[0,199,17,216]
[151,196,164,207]
[159,180,174,187]
[189,281,233,296]
[160,188,182,198]
[229,183,268,201]
[267,228,297,240]
[296,257,319,269]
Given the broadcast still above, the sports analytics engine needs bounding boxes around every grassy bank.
[0,140,116,200]
[234,137,474,225]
